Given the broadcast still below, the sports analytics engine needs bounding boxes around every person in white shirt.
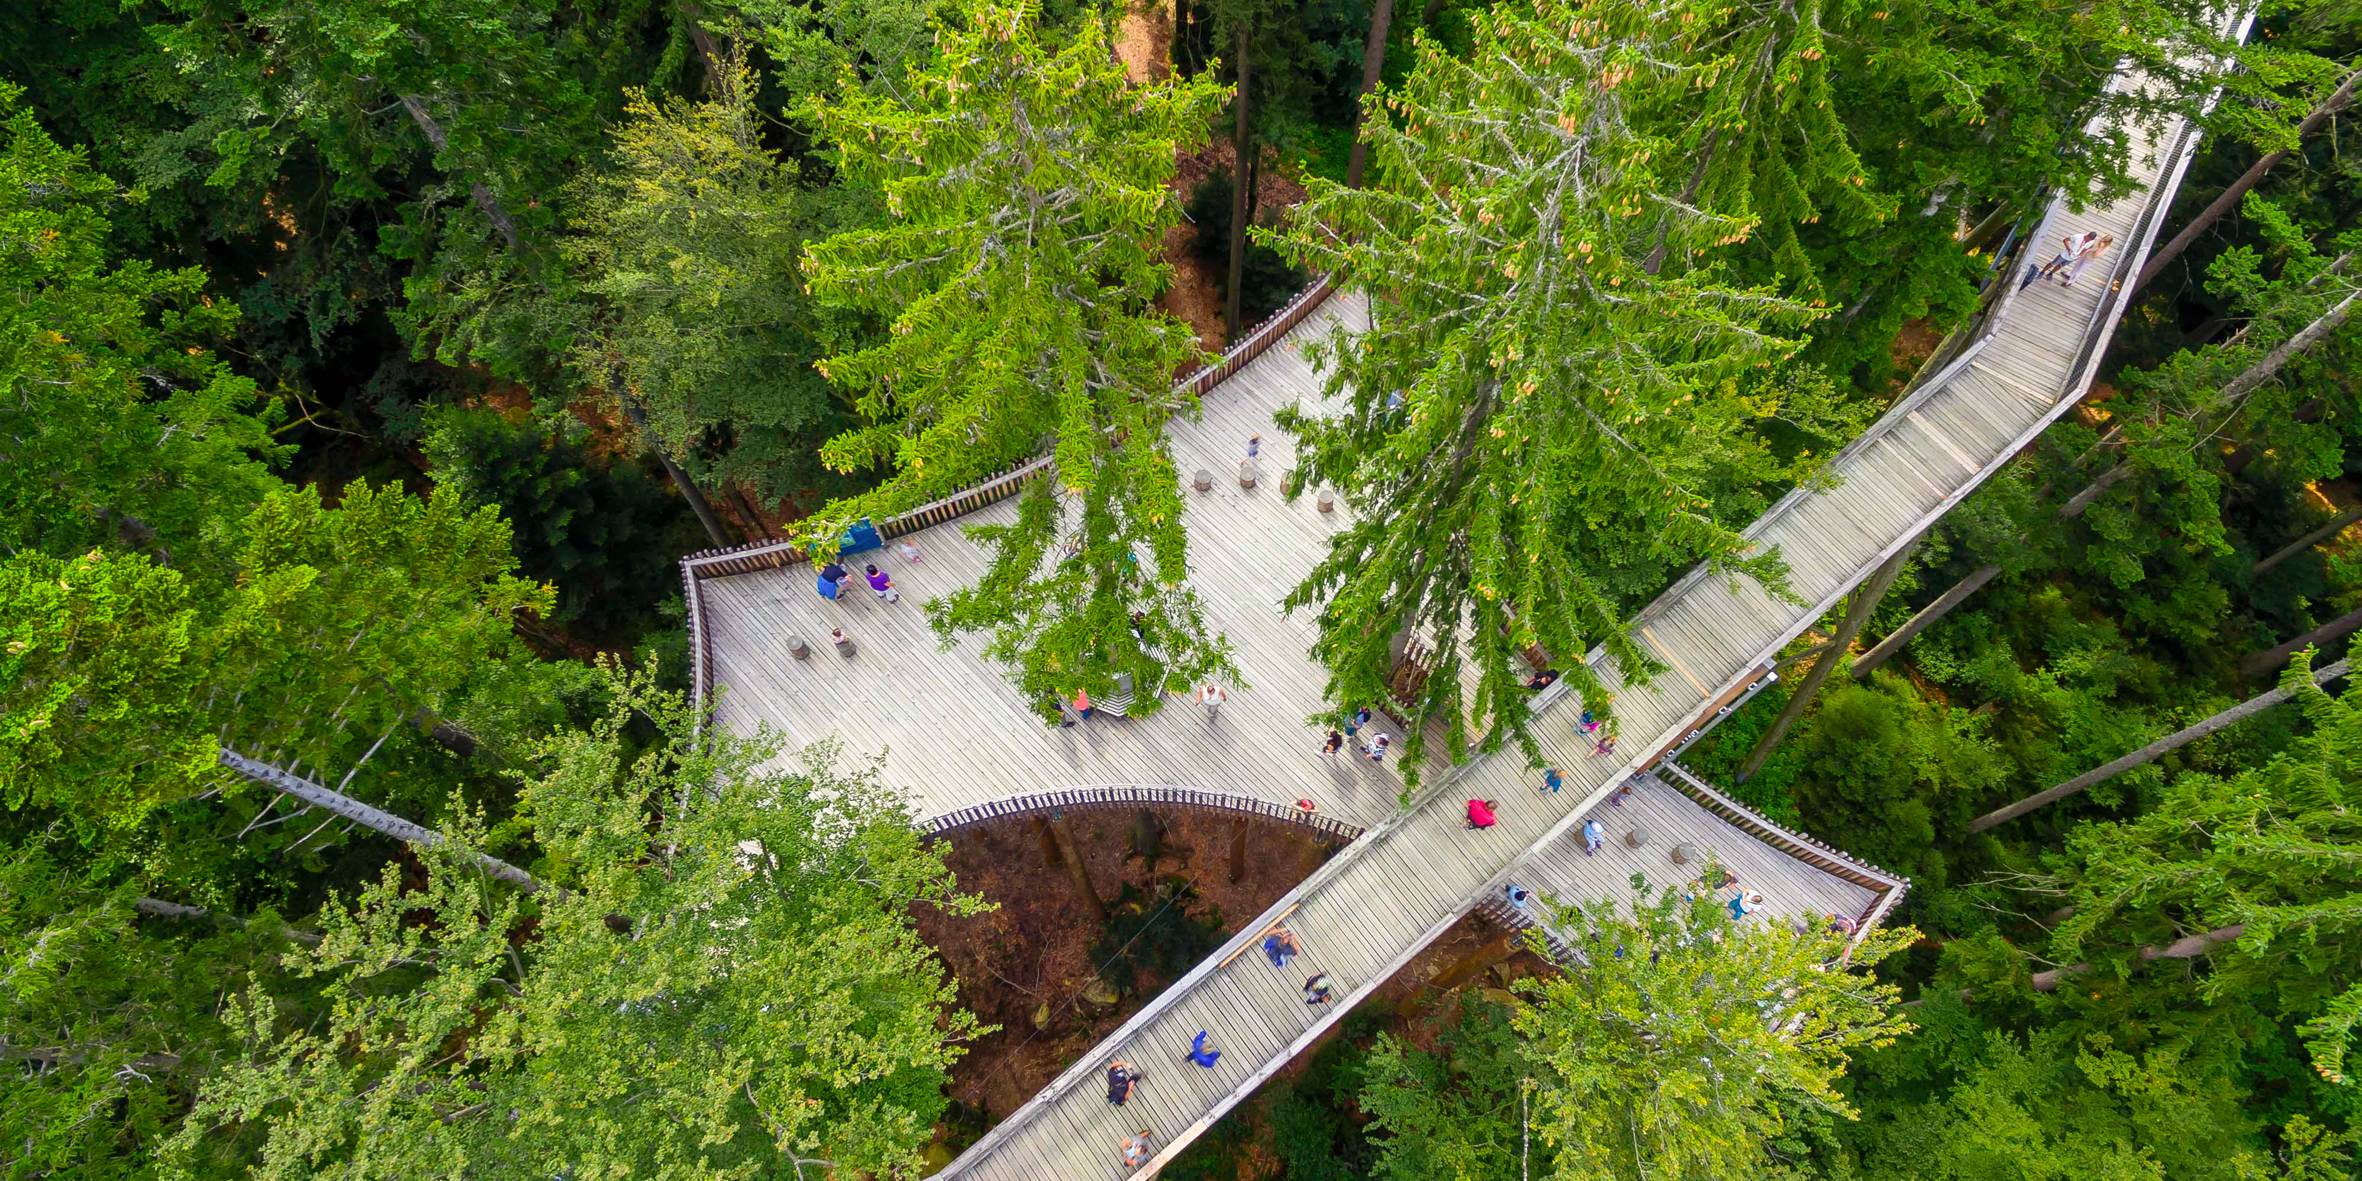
[1196,683,1227,721]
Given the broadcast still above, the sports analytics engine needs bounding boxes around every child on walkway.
[1542,767,1563,794]
[1582,818,1605,855]
[1302,973,1335,1005]
[1121,1130,1153,1168]
[864,563,896,602]
[1345,706,1372,737]
[1321,729,1344,756]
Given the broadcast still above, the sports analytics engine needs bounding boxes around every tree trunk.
[2240,607,2362,681]
[1853,564,2001,679]
[399,96,523,250]
[1958,201,2016,253]
[677,1,729,89]
[1039,813,1108,923]
[619,393,735,548]
[2134,69,2359,295]
[2027,923,2245,991]
[1967,658,2351,833]
[1228,816,1250,884]
[2253,503,2362,578]
[727,483,777,540]
[2217,286,2360,405]
[217,749,552,893]
[1343,0,1396,189]
[1737,537,1919,782]
[1643,131,1720,275]
[1224,25,1252,340]
[137,897,323,945]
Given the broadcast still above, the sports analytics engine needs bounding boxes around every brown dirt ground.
[915,809,1551,1151]
[1115,0,1173,83]
[1163,140,1313,352]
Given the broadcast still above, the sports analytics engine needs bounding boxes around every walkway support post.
[1738,536,1919,782]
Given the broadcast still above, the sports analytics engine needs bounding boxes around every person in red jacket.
[1466,798,1498,829]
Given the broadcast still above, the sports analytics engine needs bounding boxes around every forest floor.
[915,807,1547,1155]
[1163,140,1313,351]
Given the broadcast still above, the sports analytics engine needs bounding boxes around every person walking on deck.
[1583,818,1605,855]
[1466,798,1498,829]
[816,566,844,602]
[1247,434,1262,459]
[1262,926,1301,967]
[1184,1030,1221,1068]
[1303,973,1335,1005]
[1345,706,1371,737]
[1542,767,1563,794]
[1364,733,1391,763]
[863,563,897,602]
[1105,1058,1142,1105]
[2058,234,2114,287]
[1504,883,1535,913]
[1197,683,1227,721]
[1728,890,1763,921]
[1074,688,1094,720]
[2029,229,2100,287]
[1321,729,1345,757]
[1121,1130,1154,1168]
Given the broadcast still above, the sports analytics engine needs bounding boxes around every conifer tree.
[1267,0,1850,772]
[1518,875,1914,1179]
[164,667,988,1179]
[2049,649,2362,1088]
[801,1,1237,717]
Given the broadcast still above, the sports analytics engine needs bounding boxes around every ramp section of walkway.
[933,23,2247,1178]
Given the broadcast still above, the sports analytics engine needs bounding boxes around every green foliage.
[423,404,698,643]
[558,61,861,508]
[164,667,990,1179]
[1516,875,1916,1180]
[2050,651,2362,1089]
[1358,994,1539,1180]
[802,0,1238,716]
[0,83,283,565]
[1184,170,1313,328]
[1266,0,1858,777]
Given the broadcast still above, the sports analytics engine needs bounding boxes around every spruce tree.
[1267,0,1848,772]
[801,0,1237,717]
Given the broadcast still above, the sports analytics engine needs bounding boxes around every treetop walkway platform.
[680,11,2243,1170]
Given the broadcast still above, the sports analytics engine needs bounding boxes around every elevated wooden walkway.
[681,17,2244,1175]
[911,25,2244,1177]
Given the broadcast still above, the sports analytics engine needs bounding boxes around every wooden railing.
[1652,761,1908,922]
[679,277,1341,709]
[921,783,1365,841]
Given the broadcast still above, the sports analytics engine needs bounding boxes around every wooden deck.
[684,19,2243,1176]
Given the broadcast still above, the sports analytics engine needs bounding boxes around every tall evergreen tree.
[801,0,1237,718]
[2048,649,2362,1088]
[1267,0,1858,773]
[1518,876,1914,1179]
[162,668,987,1179]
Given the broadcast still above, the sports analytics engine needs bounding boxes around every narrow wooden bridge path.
[681,17,2246,1176]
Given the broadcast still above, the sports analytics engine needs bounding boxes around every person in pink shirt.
[1466,798,1498,829]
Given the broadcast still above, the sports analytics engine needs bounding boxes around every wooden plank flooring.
[689,28,2236,1178]
[907,37,2232,1178]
